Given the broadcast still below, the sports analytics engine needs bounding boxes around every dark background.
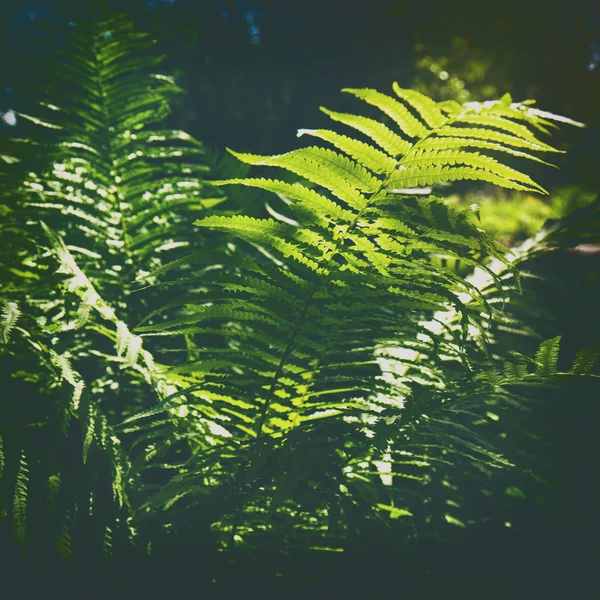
[1,0,599,187]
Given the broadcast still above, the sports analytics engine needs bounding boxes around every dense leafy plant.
[129,83,597,578]
[0,16,220,586]
[1,15,598,595]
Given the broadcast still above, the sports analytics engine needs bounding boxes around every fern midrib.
[255,108,462,435]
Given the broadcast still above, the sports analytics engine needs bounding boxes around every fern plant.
[0,16,220,583]
[2,16,597,593]
[128,83,595,584]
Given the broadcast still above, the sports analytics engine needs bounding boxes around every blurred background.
[1,0,599,174]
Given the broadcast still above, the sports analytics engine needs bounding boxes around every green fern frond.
[0,299,21,344]
[570,345,600,376]
[56,513,72,559]
[342,87,430,138]
[49,349,85,413]
[227,148,373,210]
[46,474,61,516]
[320,107,412,156]
[83,406,96,464]
[534,335,562,376]
[397,149,546,192]
[416,136,557,166]
[0,17,198,573]
[388,164,541,193]
[102,525,113,562]
[212,177,355,224]
[296,128,398,174]
[12,452,29,546]
[434,125,560,153]
[133,83,584,564]
[18,16,218,305]
[391,83,447,128]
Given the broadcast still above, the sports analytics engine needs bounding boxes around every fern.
[0,16,214,573]
[2,14,596,590]
[570,345,600,376]
[17,17,222,306]
[0,299,21,344]
[12,452,29,547]
[535,335,562,376]
[132,84,586,570]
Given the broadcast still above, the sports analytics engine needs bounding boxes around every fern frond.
[102,525,113,562]
[227,148,374,210]
[534,335,562,376]
[0,299,21,344]
[398,149,546,193]
[388,164,542,193]
[320,107,412,156]
[296,129,398,174]
[49,349,85,413]
[416,136,557,166]
[133,84,584,567]
[12,452,29,546]
[56,513,72,559]
[570,345,600,376]
[391,83,447,128]
[343,88,430,138]
[0,17,204,573]
[18,16,218,305]
[46,474,61,516]
[434,125,560,153]
[83,406,96,464]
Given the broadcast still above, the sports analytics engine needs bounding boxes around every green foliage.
[11,453,29,547]
[129,81,595,577]
[1,15,597,593]
[0,15,216,573]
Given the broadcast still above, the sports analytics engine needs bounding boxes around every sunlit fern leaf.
[319,107,413,156]
[0,299,21,344]
[83,406,96,465]
[415,136,557,167]
[391,83,447,128]
[48,349,85,417]
[342,88,430,139]
[396,149,547,193]
[132,84,583,565]
[433,125,559,153]
[296,128,398,174]
[227,148,373,210]
[102,525,113,563]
